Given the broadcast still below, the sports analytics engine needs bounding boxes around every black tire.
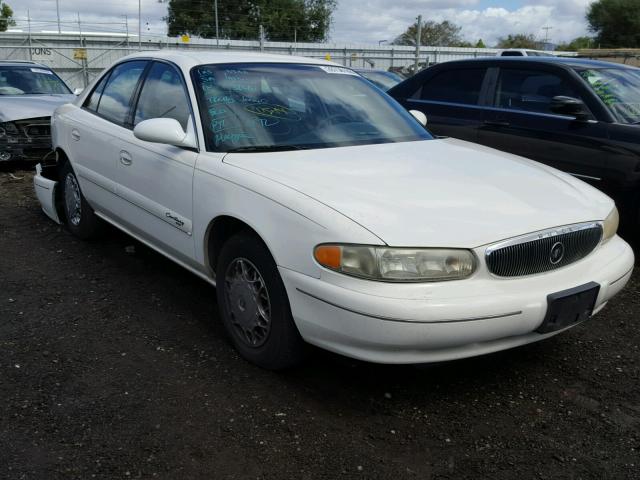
[59,162,102,240]
[216,232,306,370]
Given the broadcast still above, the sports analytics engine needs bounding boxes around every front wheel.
[216,232,306,370]
[59,162,102,239]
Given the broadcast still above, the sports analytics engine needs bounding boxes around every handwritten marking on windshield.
[245,104,301,121]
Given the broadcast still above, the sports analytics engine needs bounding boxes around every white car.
[34,51,634,369]
[497,49,555,57]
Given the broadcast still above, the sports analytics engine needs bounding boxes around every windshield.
[577,67,640,124]
[358,71,404,91]
[191,63,431,152]
[0,66,71,95]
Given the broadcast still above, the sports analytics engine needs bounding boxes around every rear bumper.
[280,235,634,364]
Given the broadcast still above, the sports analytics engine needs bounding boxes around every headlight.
[0,122,19,139]
[314,244,476,282]
[0,122,19,135]
[602,206,619,243]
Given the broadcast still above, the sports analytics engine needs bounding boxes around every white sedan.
[34,51,634,369]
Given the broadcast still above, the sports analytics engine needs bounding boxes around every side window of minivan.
[495,68,584,115]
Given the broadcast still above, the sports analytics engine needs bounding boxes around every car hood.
[0,94,75,122]
[223,138,613,248]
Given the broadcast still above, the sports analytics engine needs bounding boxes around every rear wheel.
[60,162,102,239]
[216,232,306,369]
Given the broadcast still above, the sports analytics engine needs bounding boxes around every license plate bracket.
[536,282,600,334]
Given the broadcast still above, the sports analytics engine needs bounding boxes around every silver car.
[0,60,74,162]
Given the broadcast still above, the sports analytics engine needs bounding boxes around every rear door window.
[495,68,584,114]
[420,68,487,105]
[85,72,111,112]
[96,61,147,126]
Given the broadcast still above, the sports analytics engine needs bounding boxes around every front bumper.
[280,235,634,364]
[1,117,52,162]
[34,163,61,224]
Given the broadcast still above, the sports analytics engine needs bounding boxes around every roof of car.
[117,50,339,69]
[0,60,49,68]
[440,56,638,70]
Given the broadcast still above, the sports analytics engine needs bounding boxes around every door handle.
[483,120,510,127]
[71,129,80,141]
[119,150,133,166]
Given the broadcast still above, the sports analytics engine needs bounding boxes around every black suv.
[389,57,640,230]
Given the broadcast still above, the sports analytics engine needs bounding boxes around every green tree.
[497,33,539,49]
[587,0,640,47]
[556,36,593,51]
[392,19,468,47]
[0,2,16,32]
[475,39,486,48]
[163,0,336,42]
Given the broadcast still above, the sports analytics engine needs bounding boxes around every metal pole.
[124,15,129,51]
[78,12,88,87]
[294,28,296,54]
[259,24,264,52]
[27,9,33,60]
[138,0,142,50]
[414,14,422,73]
[214,0,219,47]
[56,0,61,34]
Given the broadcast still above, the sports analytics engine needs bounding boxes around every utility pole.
[56,0,61,34]
[27,9,33,60]
[138,0,142,50]
[124,15,129,51]
[78,12,89,87]
[259,24,264,52]
[414,14,422,73]
[214,0,219,47]
[542,26,552,48]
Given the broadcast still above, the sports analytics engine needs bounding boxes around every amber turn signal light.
[314,245,342,270]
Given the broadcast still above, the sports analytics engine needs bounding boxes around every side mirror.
[133,118,197,149]
[550,96,590,121]
[409,109,428,127]
[73,87,84,96]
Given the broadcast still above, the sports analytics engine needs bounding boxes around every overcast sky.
[10,0,594,46]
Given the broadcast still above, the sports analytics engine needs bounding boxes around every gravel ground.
[1,169,639,480]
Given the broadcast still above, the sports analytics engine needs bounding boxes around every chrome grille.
[486,223,603,277]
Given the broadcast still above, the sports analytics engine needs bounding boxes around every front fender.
[193,155,384,278]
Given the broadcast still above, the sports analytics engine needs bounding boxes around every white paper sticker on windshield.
[317,66,358,75]
[31,68,53,75]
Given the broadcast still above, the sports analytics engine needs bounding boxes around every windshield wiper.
[225,144,308,153]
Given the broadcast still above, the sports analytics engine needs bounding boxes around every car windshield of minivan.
[578,68,640,124]
[192,63,431,152]
[0,66,70,95]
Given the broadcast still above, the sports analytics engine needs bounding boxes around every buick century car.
[0,60,74,162]
[34,51,634,369]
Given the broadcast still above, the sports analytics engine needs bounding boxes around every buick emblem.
[550,241,565,265]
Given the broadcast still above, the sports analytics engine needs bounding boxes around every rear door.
[67,60,148,215]
[478,65,609,182]
[398,65,490,142]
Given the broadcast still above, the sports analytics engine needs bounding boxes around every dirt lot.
[1,168,639,480]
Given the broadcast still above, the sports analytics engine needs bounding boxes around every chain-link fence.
[0,31,523,90]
